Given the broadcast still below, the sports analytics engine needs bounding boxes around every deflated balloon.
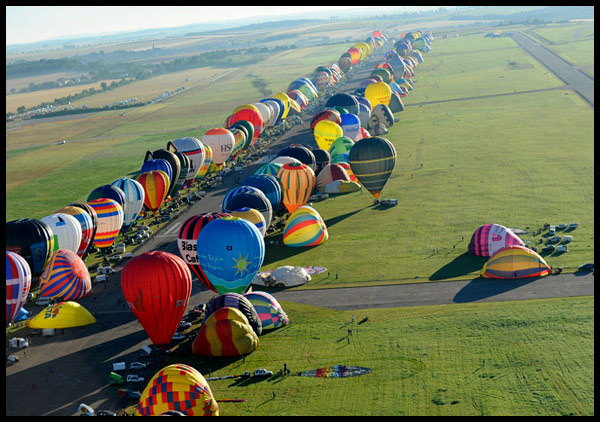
[196,217,265,295]
[136,364,219,416]
[349,136,396,199]
[243,291,289,330]
[28,301,96,329]
[481,245,551,279]
[121,251,192,351]
[468,224,525,257]
[6,251,31,322]
[39,249,91,301]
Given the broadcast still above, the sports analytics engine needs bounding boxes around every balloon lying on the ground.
[231,207,266,237]
[54,205,94,258]
[222,186,272,231]
[196,217,265,295]
[468,224,525,257]
[41,213,81,255]
[323,180,362,194]
[121,251,192,351]
[87,198,124,250]
[271,266,311,286]
[313,119,343,152]
[39,249,92,301]
[86,184,127,214]
[177,212,232,292]
[192,307,259,357]
[480,245,551,279]
[110,178,145,229]
[295,365,372,378]
[240,174,282,211]
[349,136,397,199]
[136,363,219,416]
[27,301,96,329]
[7,219,55,278]
[243,291,289,330]
[135,170,169,215]
[316,163,351,191]
[203,292,262,337]
[277,162,316,214]
[283,205,328,247]
[171,137,205,185]
[6,251,31,323]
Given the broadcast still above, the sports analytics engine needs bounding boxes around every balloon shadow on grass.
[429,252,488,281]
[453,276,541,303]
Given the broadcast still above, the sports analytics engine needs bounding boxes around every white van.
[97,266,115,275]
[42,328,55,337]
[112,362,126,372]
[96,274,108,283]
[115,244,126,254]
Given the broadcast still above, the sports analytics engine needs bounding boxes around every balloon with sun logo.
[196,216,265,294]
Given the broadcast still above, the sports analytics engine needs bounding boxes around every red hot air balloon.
[226,108,263,147]
[121,251,192,352]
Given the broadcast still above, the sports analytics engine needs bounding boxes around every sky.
[6,6,445,46]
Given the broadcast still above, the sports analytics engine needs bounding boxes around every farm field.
[145,296,594,416]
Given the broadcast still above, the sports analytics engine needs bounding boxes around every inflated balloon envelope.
[28,301,96,329]
[192,307,259,357]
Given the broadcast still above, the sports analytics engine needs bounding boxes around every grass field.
[158,296,593,416]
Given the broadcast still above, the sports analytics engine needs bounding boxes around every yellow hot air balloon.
[232,103,259,115]
[27,301,96,329]
[136,364,219,416]
[274,92,291,120]
[365,81,392,110]
[313,119,343,151]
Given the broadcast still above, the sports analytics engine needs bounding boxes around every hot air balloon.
[277,145,316,171]
[270,155,301,167]
[177,212,232,292]
[329,136,355,164]
[388,91,405,113]
[339,53,353,73]
[316,163,351,191]
[40,213,82,255]
[313,119,343,151]
[6,251,31,322]
[243,291,289,330]
[68,203,98,257]
[136,170,169,215]
[340,113,361,141]
[121,251,192,351]
[146,145,181,198]
[136,364,219,416]
[228,127,247,160]
[229,120,254,151]
[87,198,124,251]
[312,148,331,175]
[28,301,96,329]
[349,136,397,199]
[481,245,551,279]
[282,205,328,247]
[254,161,282,178]
[222,186,272,231]
[196,217,265,295]
[357,103,371,128]
[202,128,235,168]
[171,137,205,185]
[227,108,263,146]
[310,109,342,132]
[365,81,392,110]
[196,143,213,180]
[277,162,316,214]
[368,104,394,135]
[203,292,262,337]
[192,307,259,357]
[87,184,127,215]
[240,174,282,211]
[231,207,266,237]
[468,224,525,257]
[39,249,92,301]
[325,93,359,115]
[261,97,285,125]
[172,151,191,193]
[54,205,94,258]
[110,178,145,229]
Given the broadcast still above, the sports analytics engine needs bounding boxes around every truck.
[253,368,273,377]
[8,338,29,349]
[42,328,56,337]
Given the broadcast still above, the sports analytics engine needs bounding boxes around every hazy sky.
[6,6,444,46]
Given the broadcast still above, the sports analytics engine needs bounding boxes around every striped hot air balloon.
[468,224,525,257]
[87,198,124,251]
[54,205,94,258]
[282,205,328,247]
[136,170,169,215]
[348,136,396,199]
[277,162,315,214]
[39,249,91,301]
[243,291,289,330]
[481,245,551,279]
[6,251,31,322]
[110,177,145,229]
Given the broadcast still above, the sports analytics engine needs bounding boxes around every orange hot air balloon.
[277,162,315,214]
[121,251,192,352]
[136,170,169,215]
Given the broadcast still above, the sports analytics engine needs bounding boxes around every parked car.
[172,332,186,341]
[577,263,594,273]
[179,321,192,330]
[556,245,568,253]
[96,411,117,416]
[253,368,273,377]
[129,362,146,370]
[556,224,567,230]
[126,375,145,383]
[35,297,52,306]
[541,245,555,254]
[547,236,561,244]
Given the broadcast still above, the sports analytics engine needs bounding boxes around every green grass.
[163,296,593,416]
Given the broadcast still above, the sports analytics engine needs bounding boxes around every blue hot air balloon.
[196,217,265,295]
[110,177,145,229]
[240,174,282,211]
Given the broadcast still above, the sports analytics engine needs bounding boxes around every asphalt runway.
[6,33,594,416]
